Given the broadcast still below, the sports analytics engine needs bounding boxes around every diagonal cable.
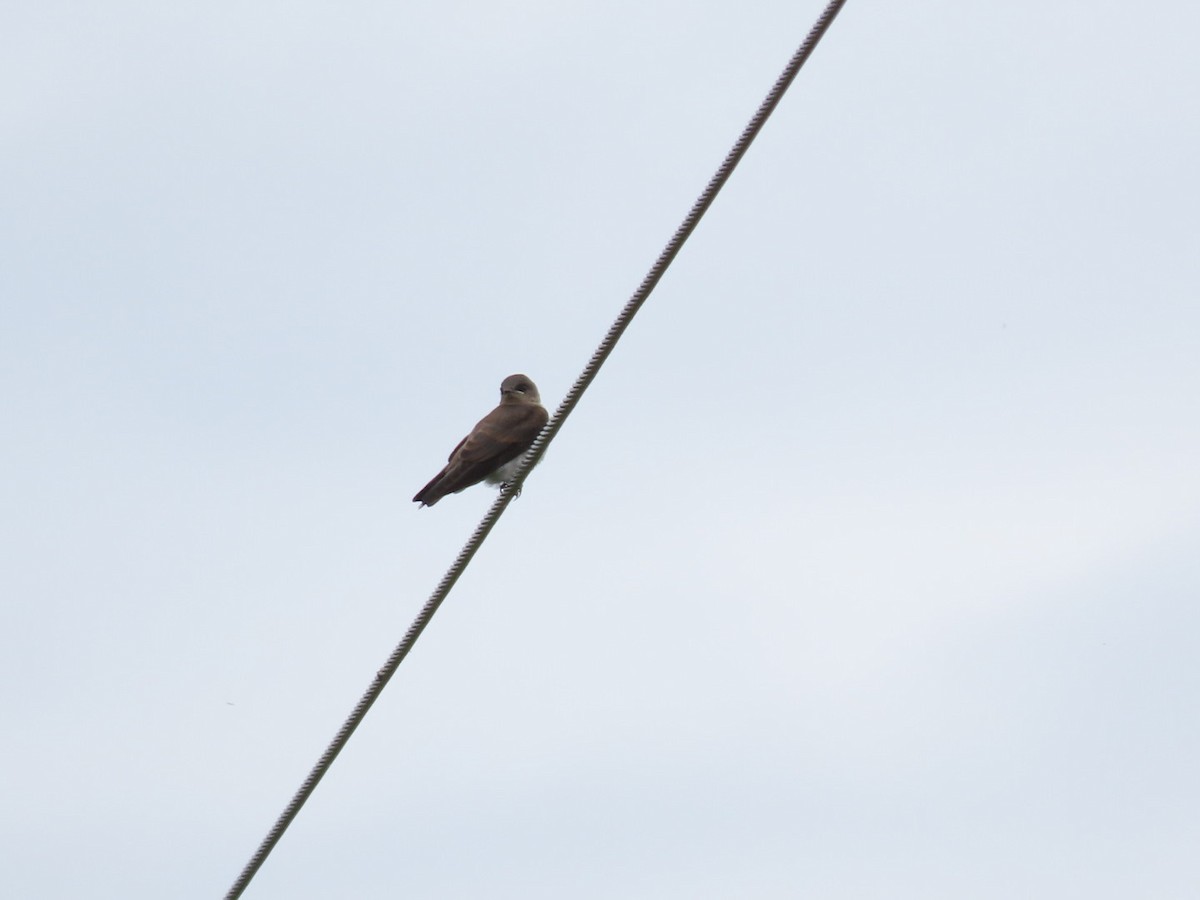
[223,2,848,896]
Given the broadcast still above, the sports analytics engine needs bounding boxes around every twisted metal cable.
[516,0,850,481]
[223,2,848,896]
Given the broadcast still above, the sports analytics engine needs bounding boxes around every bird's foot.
[500,481,523,500]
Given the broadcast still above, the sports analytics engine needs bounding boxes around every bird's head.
[500,374,541,404]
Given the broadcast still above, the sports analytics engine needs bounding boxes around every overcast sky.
[3,1,1199,898]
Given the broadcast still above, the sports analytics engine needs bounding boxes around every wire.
[222,2,849,896]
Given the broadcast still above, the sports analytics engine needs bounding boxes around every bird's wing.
[444,403,548,485]
[414,403,547,505]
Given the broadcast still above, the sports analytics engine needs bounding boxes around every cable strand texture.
[223,2,848,896]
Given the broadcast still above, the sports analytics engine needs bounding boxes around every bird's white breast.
[483,457,524,485]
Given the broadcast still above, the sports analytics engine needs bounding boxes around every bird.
[413,374,549,507]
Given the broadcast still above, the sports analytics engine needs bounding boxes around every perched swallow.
[413,374,549,507]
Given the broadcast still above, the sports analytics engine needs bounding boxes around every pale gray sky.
[3,1,1199,898]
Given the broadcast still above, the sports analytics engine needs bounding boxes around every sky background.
[3,1,1199,897]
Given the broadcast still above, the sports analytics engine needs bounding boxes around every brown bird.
[413,374,549,507]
